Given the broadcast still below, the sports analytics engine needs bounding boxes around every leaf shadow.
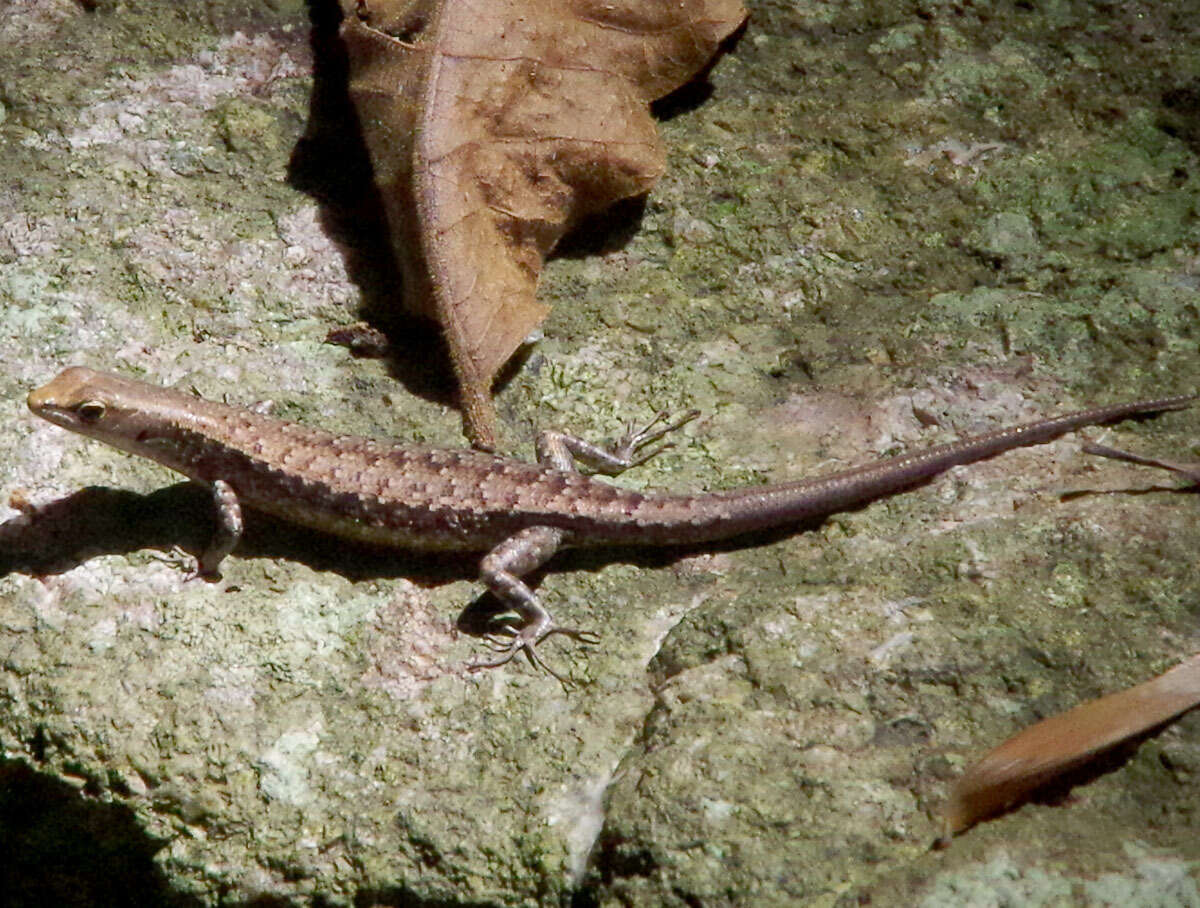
[285,0,747,406]
[286,0,458,409]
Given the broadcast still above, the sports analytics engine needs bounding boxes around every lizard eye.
[76,400,106,423]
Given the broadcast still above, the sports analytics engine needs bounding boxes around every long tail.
[680,394,1196,541]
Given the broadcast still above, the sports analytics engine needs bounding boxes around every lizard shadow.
[0,483,466,586]
[2,482,801,583]
[4,482,824,627]
[454,523,827,636]
[9,481,1192,639]
[1058,483,1199,502]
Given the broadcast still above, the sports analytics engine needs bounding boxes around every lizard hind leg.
[470,409,696,679]
[535,409,700,475]
[469,525,600,682]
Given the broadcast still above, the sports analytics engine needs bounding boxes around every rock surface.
[1,1,1198,905]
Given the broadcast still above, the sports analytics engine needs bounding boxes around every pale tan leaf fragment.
[340,0,747,446]
[943,652,1200,836]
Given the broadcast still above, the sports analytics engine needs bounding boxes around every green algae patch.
[974,116,1200,262]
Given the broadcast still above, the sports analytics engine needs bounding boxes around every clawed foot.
[612,409,701,468]
[187,557,223,583]
[468,622,602,684]
[183,566,221,583]
[152,546,221,583]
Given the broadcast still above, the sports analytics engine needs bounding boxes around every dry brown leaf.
[942,652,1200,837]
[339,0,747,447]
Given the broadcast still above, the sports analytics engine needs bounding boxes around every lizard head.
[28,367,198,459]
[29,366,126,431]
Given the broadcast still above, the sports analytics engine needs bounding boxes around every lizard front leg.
[193,478,242,579]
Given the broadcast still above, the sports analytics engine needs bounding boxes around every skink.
[27,367,1195,676]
